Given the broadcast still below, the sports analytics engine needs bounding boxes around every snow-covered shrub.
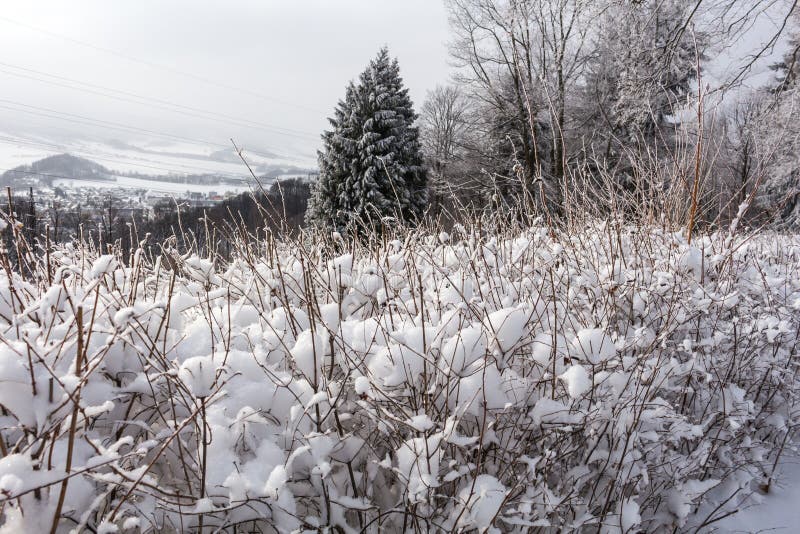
[0,221,798,532]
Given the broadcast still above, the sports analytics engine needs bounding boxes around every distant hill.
[1,153,112,188]
[0,152,316,194]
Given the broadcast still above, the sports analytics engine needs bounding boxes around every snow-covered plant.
[306,47,428,233]
[0,214,798,532]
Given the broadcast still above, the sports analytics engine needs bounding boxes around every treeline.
[416,0,800,229]
[1,178,310,267]
[306,0,800,234]
[134,178,310,257]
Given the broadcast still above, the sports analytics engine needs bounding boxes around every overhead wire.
[0,62,321,141]
[0,98,309,163]
[0,14,326,115]
[0,167,250,195]
[0,135,256,180]
[0,14,323,182]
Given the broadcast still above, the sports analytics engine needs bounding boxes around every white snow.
[439,326,487,375]
[178,355,219,397]
[396,435,442,503]
[290,329,327,381]
[483,306,531,354]
[52,175,251,196]
[711,456,800,533]
[571,328,615,364]
[90,254,118,278]
[407,413,436,432]
[559,365,592,398]
[450,474,507,531]
[0,223,797,532]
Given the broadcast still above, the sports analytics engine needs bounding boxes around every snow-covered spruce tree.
[305,82,358,229]
[306,48,427,232]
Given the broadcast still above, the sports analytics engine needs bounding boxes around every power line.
[0,98,307,163]
[0,134,242,177]
[0,166,208,185]
[0,14,326,115]
[0,62,321,141]
[0,135,254,179]
[0,167,258,196]
[0,100,234,153]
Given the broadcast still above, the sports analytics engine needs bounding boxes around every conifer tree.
[306,48,427,232]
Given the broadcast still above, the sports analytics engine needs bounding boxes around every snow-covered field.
[0,131,316,183]
[0,222,798,532]
[52,176,253,196]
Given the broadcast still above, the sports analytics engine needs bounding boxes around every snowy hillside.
[0,221,797,532]
[0,132,316,186]
[49,175,252,196]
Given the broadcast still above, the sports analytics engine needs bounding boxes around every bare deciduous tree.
[420,85,470,185]
[446,0,596,209]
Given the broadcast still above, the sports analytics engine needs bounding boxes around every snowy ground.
[52,175,253,196]
[711,455,800,533]
[0,131,316,183]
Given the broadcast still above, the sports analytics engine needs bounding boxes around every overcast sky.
[0,1,452,165]
[0,1,792,171]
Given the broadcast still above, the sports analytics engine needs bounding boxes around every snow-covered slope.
[50,175,252,196]
[0,131,316,185]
